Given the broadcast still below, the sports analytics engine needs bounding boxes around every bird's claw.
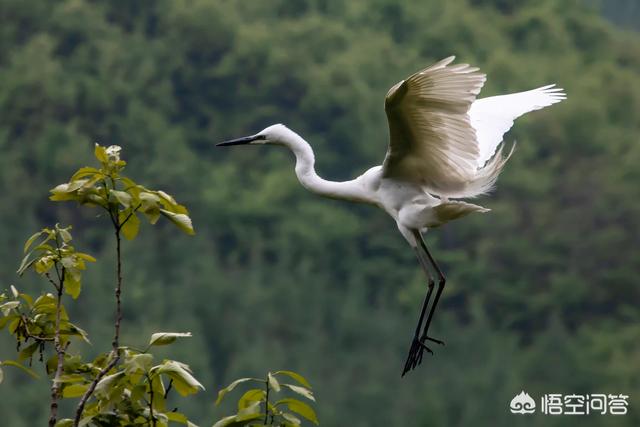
[423,336,445,346]
[402,335,446,376]
[417,340,434,354]
[402,337,435,376]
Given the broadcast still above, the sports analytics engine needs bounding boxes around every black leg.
[416,232,446,346]
[402,264,434,376]
[401,230,446,377]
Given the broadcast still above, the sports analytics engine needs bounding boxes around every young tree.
[1,144,318,427]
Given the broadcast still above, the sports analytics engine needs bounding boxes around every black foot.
[402,337,432,376]
[401,336,445,377]
[423,336,445,346]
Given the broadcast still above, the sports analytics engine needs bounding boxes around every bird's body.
[218,56,566,375]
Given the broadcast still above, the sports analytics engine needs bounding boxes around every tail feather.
[428,200,490,227]
[444,141,516,199]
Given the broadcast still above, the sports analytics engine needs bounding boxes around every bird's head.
[217,124,293,147]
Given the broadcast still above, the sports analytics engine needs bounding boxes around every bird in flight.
[217,56,566,376]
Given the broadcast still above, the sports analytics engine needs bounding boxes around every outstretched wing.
[382,56,487,195]
[470,85,566,167]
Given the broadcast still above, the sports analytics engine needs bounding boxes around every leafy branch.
[1,143,319,427]
[3,224,94,426]
[214,370,319,427]
[45,144,195,426]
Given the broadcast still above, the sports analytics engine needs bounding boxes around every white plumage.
[217,56,566,375]
[470,83,566,167]
[383,56,566,198]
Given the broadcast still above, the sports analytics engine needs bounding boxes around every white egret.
[217,56,566,376]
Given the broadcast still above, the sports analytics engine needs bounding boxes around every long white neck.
[277,130,372,204]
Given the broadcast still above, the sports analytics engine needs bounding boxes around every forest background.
[1,0,639,426]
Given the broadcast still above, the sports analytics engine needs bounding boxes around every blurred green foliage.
[214,371,318,426]
[0,0,638,426]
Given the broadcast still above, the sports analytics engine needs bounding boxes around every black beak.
[216,134,265,147]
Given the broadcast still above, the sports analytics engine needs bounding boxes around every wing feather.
[383,57,566,198]
[470,85,566,167]
[383,57,486,195]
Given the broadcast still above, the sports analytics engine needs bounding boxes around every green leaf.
[70,166,101,181]
[18,292,33,307]
[8,318,20,334]
[159,209,195,235]
[212,414,264,427]
[119,176,139,192]
[124,353,153,373]
[94,144,108,163]
[139,193,161,224]
[62,383,89,398]
[64,270,81,299]
[156,191,188,214]
[76,253,97,263]
[18,341,39,361]
[34,256,55,274]
[238,388,266,410]
[94,371,124,396]
[80,192,107,208]
[275,399,318,425]
[212,415,238,427]
[1,360,40,379]
[152,360,204,396]
[0,366,3,384]
[0,301,20,316]
[57,374,87,383]
[62,322,91,343]
[165,411,189,424]
[281,413,301,426]
[49,184,80,201]
[17,253,37,276]
[10,285,19,299]
[58,227,72,243]
[119,210,140,240]
[268,372,281,392]
[55,419,74,427]
[49,179,91,201]
[144,207,161,225]
[23,231,45,253]
[236,400,261,420]
[139,191,161,207]
[282,384,315,401]
[78,415,95,427]
[148,332,192,346]
[164,412,200,427]
[110,190,132,208]
[215,378,257,405]
[60,256,76,270]
[274,371,312,389]
[0,315,14,329]
[33,294,57,314]
[151,374,166,412]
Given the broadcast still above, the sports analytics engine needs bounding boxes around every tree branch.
[48,264,65,427]
[263,376,270,425]
[112,227,123,353]
[20,314,54,342]
[44,273,61,293]
[147,374,157,427]
[74,222,124,426]
[73,354,120,426]
[119,203,141,229]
